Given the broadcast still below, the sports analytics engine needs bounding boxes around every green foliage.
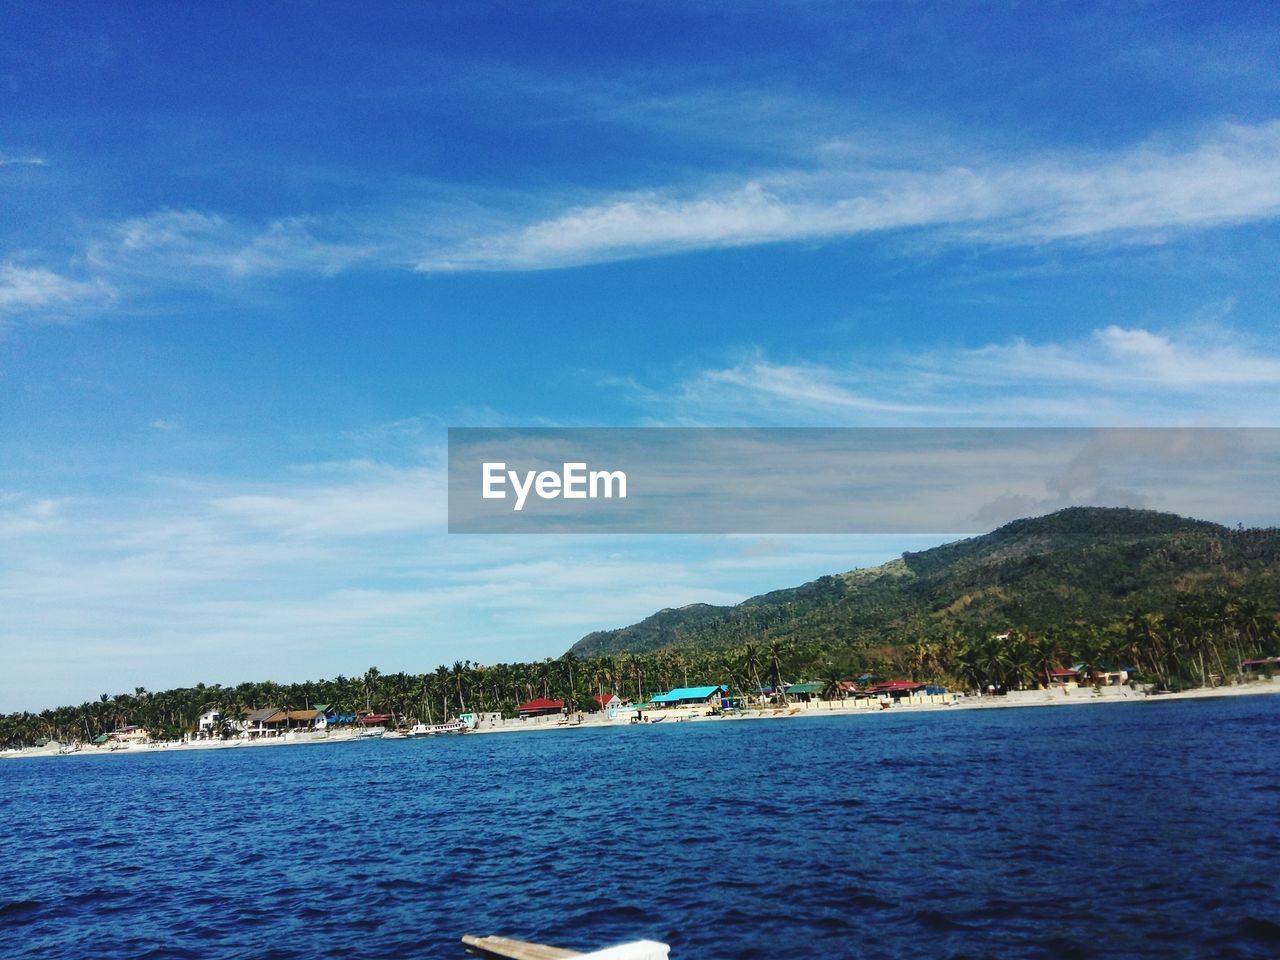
[3,508,1277,750]
[568,507,1280,659]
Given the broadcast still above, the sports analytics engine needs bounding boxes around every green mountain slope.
[567,507,1280,657]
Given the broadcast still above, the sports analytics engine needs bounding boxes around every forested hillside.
[569,508,1280,656]
[4,508,1277,749]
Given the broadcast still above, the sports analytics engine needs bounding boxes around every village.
[14,659,1269,759]
[37,678,953,752]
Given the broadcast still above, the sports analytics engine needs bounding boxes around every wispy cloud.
[0,154,47,167]
[12,120,1280,303]
[100,209,380,279]
[210,463,447,537]
[632,323,1280,426]
[956,324,1280,388]
[0,262,114,316]
[419,121,1280,270]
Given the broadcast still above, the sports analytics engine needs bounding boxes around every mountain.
[567,507,1280,658]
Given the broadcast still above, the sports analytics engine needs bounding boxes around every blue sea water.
[2,696,1279,960]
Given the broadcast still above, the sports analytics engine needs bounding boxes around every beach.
[5,677,1275,760]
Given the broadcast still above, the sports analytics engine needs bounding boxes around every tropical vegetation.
[3,509,1277,749]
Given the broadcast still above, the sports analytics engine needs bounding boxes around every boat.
[402,719,468,737]
[462,934,668,959]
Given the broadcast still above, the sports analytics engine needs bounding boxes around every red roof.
[869,680,925,692]
[1048,667,1079,676]
[517,698,565,712]
[593,693,619,705]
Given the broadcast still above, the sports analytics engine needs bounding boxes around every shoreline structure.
[4,679,1276,761]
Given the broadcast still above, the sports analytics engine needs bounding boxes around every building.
[1081,665,1130,686]
[95,725,149,746]
[646,685,728,708]
[782,681,823,702]
[592,693,629,711]
[196,708,221,733]
[517,697,565,718]
[104,727,149,747]
[1043,667,1079,688]
[1241,657,1280,674]
[260,710,325,734]
[245,707,278,737]
[866,680,926,700]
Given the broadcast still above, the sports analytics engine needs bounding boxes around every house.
[836,681,870,699]
[1241,656,1280,674]
[749,686,780,705]
[1081,666,1130,686]
[245,707,281,738]
[99,725,149,745]
[646,685,728,708]
[261,710,325,734]
[866,680,926,700]
[1043,667,1079,687]
[517,697,565,718]
[592,693,628,711]
[782,681,823,702]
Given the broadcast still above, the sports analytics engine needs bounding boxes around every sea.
[2,695,1278,960]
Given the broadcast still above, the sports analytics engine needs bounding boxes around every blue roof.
[648,685,726,703]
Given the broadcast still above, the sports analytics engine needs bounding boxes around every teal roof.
[649,685,726,703]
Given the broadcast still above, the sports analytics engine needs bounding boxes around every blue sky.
[3,2,1280,711]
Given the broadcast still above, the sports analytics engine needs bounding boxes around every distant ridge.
[567,507,1280,657]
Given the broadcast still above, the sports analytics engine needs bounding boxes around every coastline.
[4,678,1276,761]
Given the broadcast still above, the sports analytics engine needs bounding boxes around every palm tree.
[820,665,846,705]
[767,640,789,701]
[451,661,469,712]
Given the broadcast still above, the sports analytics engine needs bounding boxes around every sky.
[3,1,1280,711]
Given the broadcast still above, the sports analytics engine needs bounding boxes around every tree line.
[2,592,1275,749]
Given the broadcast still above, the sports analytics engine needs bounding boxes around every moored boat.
[402,719,467,737]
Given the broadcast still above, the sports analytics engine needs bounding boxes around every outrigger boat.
[462,934,667,960]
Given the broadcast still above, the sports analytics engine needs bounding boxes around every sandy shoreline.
[4,678,1276,761]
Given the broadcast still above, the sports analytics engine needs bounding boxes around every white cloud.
[0,495,67,537]
[211,465,447,537]
[102,209,378,279]
[14,120,1280,300]
[0,262,114,315]
[640,324,1280,426]
[959,325,1280,388]
[696,357,943,416]
[418,121,1280,270]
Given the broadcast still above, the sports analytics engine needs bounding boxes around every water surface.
[3,696,1278,959]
